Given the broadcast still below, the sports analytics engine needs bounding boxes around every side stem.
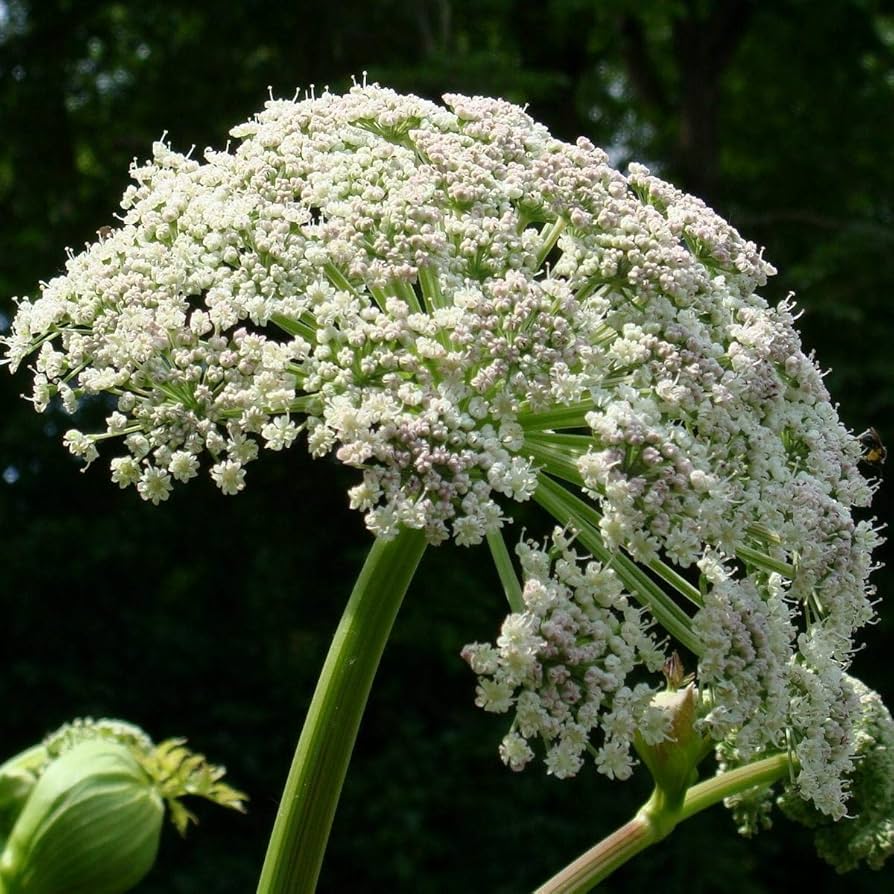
[533,813,658,894]
[535,752,793,894]
[256,527,428,893]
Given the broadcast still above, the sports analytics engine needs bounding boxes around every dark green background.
[1,1,893,890]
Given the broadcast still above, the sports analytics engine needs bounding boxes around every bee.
[858,427,886,468]
[96,225,113,241]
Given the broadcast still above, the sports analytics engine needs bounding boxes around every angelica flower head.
[6,83,798,546]
[4,83,886,822]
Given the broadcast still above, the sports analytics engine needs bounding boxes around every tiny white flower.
[595,739,636,781]
[62,430,98,465]
[137,466,173,504]
[475,679,514,714]
[168,450,200,483]
[499,730,534,772]
[210,460,246,495]
[110,456,141,488]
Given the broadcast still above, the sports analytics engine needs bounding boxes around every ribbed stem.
[536,752,793,893]
[680,752,792,821]
[256,528,428,893]
[534,813,658,894]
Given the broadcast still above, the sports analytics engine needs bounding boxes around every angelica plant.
[4,81,892,891]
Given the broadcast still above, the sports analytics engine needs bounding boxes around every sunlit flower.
[462,530,664,780]
[3,83,885,826]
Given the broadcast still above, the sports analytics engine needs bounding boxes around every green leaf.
[139,739,247,837]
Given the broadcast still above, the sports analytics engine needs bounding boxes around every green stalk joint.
[633,668,709,822]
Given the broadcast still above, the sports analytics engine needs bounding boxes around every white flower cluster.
[3,82,852,548]
[3,84,640,544]
[779,675,894,871]
[567,175,877,655]
[462,530,666,780]
[4,84,885,816]
[691,542,881,819]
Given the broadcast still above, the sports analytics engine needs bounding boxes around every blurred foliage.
[1,0,893,891]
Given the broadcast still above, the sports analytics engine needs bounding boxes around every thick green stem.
[536,752,793,893]
[256,527,428,894]
[534,813,658,894]
[680,752,792,821]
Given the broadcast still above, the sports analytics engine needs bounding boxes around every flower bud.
[634,683,708,808]
[0,740,164,894]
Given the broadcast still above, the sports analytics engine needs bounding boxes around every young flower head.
[3,84,886,832]
[778,675,894,872]
[0,718,246,894]
[462,529,667,781]
[0,740,164,894]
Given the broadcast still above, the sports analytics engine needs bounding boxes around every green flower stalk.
[0,719,246,894]
[537,673,894,891]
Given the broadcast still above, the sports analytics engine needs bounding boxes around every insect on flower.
[858,427,886,468]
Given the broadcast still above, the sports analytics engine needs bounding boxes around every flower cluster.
[8,84,868,549]
[4,84,885,822]
[466,528,883,823]
[691,541,882,820]
[462,530,667,780]
[778,675,894,871]
[4,84,614,544]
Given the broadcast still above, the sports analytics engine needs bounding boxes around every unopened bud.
[0,740,163,894]
[634,683,708,807]
[0,745,46,841]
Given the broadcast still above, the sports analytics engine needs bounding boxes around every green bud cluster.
[0,718,247,894]
[0,741,163,894]
[779,675,894,873]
